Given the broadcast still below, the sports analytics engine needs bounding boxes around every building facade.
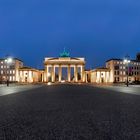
[19,67,43,83]
[87,54,140,84]
[89,68,110,83]
[106,59,140,83]
[0,58,23,82]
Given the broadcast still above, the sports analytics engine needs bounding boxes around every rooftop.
[106,58,140,63]
[0,57,23,62]
[19,66,39,71]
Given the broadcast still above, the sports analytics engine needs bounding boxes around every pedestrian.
[7,79,9,87]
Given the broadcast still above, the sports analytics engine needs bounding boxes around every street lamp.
[123,57,130,87]
[5,57,13,86]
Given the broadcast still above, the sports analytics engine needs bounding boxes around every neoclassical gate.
[44,57,85,83]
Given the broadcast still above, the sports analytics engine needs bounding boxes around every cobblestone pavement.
[0,84,140,140]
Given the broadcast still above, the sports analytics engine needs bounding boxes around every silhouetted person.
[6,80,9,87]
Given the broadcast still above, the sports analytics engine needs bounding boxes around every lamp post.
[123,57,130,87]
[5,57,13,86]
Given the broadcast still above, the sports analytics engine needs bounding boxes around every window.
[123,71,126,75]
[13,76,15,81]
[10,65,15,69]
[13,70,15,74]
[114,77,120,82]
[9,76,12,81]
[1,70,3,74]
[10,70,12,74]
[114,66,119,70]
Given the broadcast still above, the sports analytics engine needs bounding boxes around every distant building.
[0,57,23,82]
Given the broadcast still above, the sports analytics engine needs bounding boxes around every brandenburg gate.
[44,50,85,83]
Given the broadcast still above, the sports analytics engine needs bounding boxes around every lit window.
[13,70,15,74]
[1,70,3,74]
[9,76,12,81]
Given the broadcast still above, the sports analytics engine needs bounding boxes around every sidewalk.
[0,84,43,96]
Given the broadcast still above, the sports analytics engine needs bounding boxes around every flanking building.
[106,58,140,83]
[88,67,110,83]
[18,66,43,83]
[0,57,43,83]
[0,57,23,82]
[87,54,140,84]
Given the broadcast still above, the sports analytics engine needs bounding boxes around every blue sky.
[0,0,140,69]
